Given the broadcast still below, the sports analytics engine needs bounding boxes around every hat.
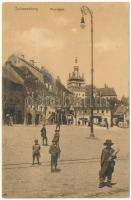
[104,139,114,146]
[34,139,38,143]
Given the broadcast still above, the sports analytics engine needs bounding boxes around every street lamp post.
[80,6,95,137]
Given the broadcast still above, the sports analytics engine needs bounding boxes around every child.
[32,139,41,165]
[49,140,61,172]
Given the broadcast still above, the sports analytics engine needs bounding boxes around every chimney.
[75,57,78,65]
[104,83,108,88]
[30,60,35,65]
[57,76,60,81]
[21,54,24,59]
[41,66,45,71]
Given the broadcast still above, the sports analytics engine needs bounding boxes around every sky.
[2,2,129,99]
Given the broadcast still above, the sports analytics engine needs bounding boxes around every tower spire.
[75,57,78,65]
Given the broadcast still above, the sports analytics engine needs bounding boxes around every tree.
[108,97,120,110]
[121,96,129,106]
[107,97,121,127]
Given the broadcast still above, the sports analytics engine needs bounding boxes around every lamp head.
[80,16,86,29]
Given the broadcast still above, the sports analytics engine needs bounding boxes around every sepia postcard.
[2,2,129,198]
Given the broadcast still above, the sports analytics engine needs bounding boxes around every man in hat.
[32,139,41,165]
[99,139,118,188]
[53,129,60,145]
[40,124,48,146]
[49,140,61,172]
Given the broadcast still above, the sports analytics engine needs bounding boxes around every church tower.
[67,57,86,99]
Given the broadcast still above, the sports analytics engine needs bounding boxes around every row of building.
[3,54,127,126]
[67,58,118,126]
[3,54,73,124]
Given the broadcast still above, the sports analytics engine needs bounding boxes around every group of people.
[26,111,43,126]
[32,123,118,187]
[32,123,61,172]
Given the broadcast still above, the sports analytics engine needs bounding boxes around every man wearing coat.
[99,139,118,188]
[41,124,48,146]
[53,129,60,145]
[49,140,61,172]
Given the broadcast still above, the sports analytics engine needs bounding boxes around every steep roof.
[85,85,96,96]
[2,63,24,85]
[7,54,43,83]
[97,88,117,97]
[43,68,54,83]
[114,105,128,116]
[17,56,43,82]
[68,77,85,82]
[69,86,86,92]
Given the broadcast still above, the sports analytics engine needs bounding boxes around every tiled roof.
[7,54,43,82]
[114,105,128,116]
[68,77,85,82]
[85,85,96,96]
[97,88,117,96]
[85,85,117,98]
[43,68,55,83]
[69,86,86,92]
[2,63,24,85]
[18,57,43,82]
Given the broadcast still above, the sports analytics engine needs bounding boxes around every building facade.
[67,58,117,126]
[67,58,86,99]
[3,54,73,125]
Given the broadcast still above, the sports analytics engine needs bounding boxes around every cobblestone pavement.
[2,125,129,198]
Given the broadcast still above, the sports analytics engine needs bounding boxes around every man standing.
[53,129,60,145]
[105,118,109,129]
[41,124,48,146]
[6,114,10,126]
[56,122,61,131]
[49,140,61,172]
[32,139,41,165]
[10,115,13,126]
[99,139,119,188]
